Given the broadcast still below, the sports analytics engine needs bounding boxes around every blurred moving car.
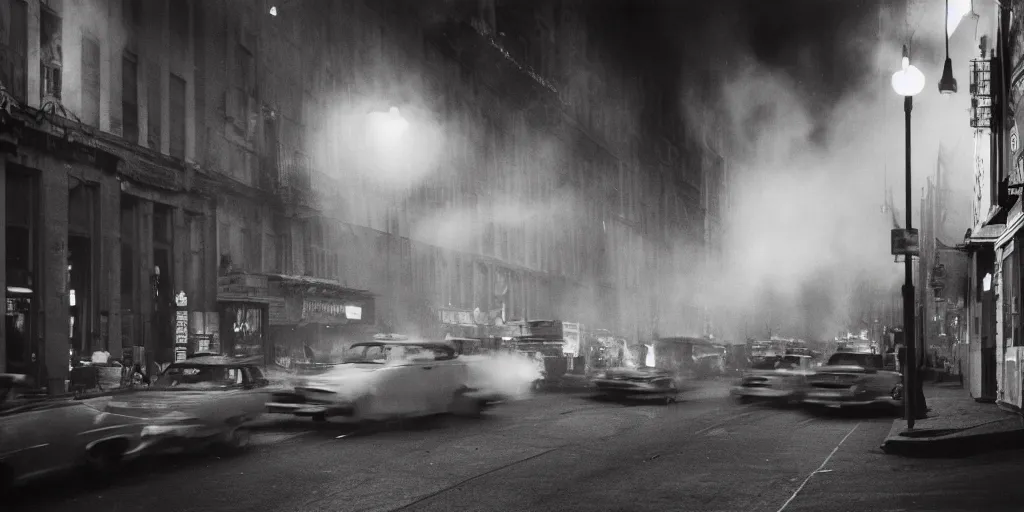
[591,367,680,404]
[731,354,814,405]
[0,374,145,492]
[266,338,509,422]
[102,355,272,455]
[803,351,902,410]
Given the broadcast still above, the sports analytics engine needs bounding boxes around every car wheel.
[311,412,328,423]
[451,389,484,417]
[83,439,128,487]
[225,428,251,450]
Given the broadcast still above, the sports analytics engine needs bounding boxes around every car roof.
[351,340,456,352]
[172,355,263,367]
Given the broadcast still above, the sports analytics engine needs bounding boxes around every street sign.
[891,228,920,256]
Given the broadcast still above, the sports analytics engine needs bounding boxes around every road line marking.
[795,417,817,427]
[775,422,860,512]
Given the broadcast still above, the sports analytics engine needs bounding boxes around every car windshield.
[341,344,447,364]
[751,356,802,370]
[827,353,883,369]
[152,365,244,389]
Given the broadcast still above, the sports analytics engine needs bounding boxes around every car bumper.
[803,389,901,408]
[124,424,229,456]
[265,401,356,417]
[593,379,675,396]
[731,386,798,398]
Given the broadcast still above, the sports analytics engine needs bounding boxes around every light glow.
[269,6,278,16]
[892,56,926,97]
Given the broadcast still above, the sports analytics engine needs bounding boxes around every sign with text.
[301,298,350,323]
[1012,154,1024,195]
[891,228,920,256]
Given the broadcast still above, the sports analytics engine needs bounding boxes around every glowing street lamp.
[891,50,926,97]
[891,45,925,428]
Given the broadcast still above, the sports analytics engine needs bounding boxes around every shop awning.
[965,223,1005,246]
[265,273,374,300]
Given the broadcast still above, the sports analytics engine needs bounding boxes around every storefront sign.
[440,309,475,326]
[563,322,581,356]
[175,308,189,362]
[175,291,188,307]
[269,298,288,326]
[301,298,349,323]
[345,305,362,320]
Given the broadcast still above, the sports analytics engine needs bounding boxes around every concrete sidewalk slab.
[881,382,1024,457]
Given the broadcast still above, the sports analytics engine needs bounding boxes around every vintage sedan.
[1,374,145,492]
[803,351,902,410]
[266,338,508,422]
[103,356,273,455]
[591,367,681,404]
[731,354,814,404]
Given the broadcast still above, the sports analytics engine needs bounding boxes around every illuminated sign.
[302,299,362,322]
[345,305,362,320]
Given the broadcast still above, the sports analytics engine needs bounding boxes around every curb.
[880,427,1024,458]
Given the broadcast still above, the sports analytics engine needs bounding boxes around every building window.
[169,73,186,159]
[0,0,28,102]
[122,53,139,144]
[146,59,160,150]
[39,5,62,100]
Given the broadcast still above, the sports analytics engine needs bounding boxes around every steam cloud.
[673,0,980,342]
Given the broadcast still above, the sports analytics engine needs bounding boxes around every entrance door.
[6,169,37,378]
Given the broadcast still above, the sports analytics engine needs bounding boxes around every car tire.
[225,428,251,450]
[311,412,328,422]
[451,389,484,417]
[83,439,127,487]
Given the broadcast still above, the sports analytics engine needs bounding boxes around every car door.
[1,402,100,482]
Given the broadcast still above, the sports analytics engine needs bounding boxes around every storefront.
[265,274,375,363]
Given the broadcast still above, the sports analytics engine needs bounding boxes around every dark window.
[169,73,186,159]
[122,0,142,25]
[170,1,188,41]
[39,6,61,99]
[1,0,28,102]
[153,205,172,245]
[146,59,160,150]
[122,54,138,144]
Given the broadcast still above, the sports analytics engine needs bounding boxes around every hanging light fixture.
[938,0,958,94]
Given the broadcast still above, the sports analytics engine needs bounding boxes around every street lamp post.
[891,45,925,429]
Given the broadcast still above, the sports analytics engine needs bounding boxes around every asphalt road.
[9,382,1024,512]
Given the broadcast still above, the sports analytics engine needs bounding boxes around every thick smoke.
[672,0,982,342]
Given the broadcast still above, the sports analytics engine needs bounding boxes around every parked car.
[102,355,273,455]
[731,354,814,405]
[0,374,145,492]
[591,366,681,404]
[803,351,902,410]
[266,338,508,422]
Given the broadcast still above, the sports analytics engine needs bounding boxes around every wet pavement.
[7,380,1024,512]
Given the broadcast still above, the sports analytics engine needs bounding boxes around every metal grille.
[970,59,992,129]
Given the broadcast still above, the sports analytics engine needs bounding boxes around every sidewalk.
[880,381,1024,457]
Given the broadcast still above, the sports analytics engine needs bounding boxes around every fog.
[304,1,984,346]
[672,0,983,342]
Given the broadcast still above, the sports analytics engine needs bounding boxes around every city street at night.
[9,384,1024,512]
[4,0,1024,510]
